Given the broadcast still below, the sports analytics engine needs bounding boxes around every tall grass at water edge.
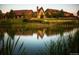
[0,36,25,55]
[43,30,79,55]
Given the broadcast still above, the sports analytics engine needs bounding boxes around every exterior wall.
[16,15,23,19]
[37,9,46,18]
[64,13,74,17]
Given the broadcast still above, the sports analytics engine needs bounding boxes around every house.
[37,6,46,18]
[3,6,75,19]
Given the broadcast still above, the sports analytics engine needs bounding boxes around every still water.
[3,28,78,54]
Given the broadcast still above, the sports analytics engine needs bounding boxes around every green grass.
[31,18,77,23]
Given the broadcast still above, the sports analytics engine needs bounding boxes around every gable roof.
[45,8,73,14]
[14,10,33,15]
[38,7,44,13]
[64,11,73,15]
[45,9,60,13]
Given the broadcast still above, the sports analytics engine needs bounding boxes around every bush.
[23,19,29,22]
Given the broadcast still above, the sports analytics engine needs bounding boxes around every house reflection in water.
[15,29,46,39]
[37,29,46,39]
[6,27,74,39]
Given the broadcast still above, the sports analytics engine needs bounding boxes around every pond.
[0,28,79,55]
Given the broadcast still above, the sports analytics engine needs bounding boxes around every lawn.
[31,18,77,23]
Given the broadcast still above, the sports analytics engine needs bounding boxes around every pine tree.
[0,10,3,19]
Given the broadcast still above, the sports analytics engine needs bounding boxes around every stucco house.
[37,6,46,18]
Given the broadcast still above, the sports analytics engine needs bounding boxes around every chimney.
[37,6,39,11]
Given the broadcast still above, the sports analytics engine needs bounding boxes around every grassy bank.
[0,18,79,36]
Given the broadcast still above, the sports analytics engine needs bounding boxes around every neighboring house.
[45,8,74,17]
[45,9,60,17]
[45,9,60,14]
[64,12,74,17]
[14,10,33,19]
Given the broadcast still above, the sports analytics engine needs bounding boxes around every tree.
[5,10,15,19]
[52,13,59,18]
[9,10,15,19]
[0,10,3,19]
[59,9,64,17]
[77,10,79,17]
[5,12,10,19]
[33,12,37,18]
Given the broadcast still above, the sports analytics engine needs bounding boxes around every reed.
[44,30,79,55]
[0,36,25,55]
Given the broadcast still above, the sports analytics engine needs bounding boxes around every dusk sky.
[0,4,79,16]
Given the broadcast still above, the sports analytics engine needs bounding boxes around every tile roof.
[14,10,33,15]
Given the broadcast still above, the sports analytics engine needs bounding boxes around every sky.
[0,4,79,16]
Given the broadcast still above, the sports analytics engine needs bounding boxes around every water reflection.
[8,27,75,39]
[37,29,46,39]
[0,27,79,54]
